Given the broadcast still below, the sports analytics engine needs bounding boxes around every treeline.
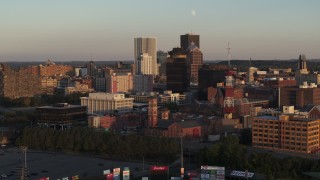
[16,127,179,162]
[197,136,320,179]
[0,92,87,107]
[216,60,320,72]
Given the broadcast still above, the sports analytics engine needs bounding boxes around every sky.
[1,0,320,61]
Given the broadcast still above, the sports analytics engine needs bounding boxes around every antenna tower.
[227,42,231,68]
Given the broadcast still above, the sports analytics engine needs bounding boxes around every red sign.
[150,166,169,171]
[106,173,113,180]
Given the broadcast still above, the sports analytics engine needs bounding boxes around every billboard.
[113,168,121,180]
[230,170,254,178]
[123,167,130,180]
[150,166,169,180]
[103,169,111,175]
[200,166,225,180]
[150,166,169,171]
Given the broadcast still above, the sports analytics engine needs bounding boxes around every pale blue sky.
[1,0,320,61]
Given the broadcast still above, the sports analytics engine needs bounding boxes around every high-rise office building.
[198,64,229,100]
[134,37,158,75]
[157,50,168,76]
[166,47,189,93]
[186,42,203,84]
[180,33,200,50]
[136,53,153,75]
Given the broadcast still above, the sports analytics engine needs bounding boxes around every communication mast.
[223,42,235,119]
[226,42,231,68]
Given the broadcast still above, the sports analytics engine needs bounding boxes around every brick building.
[88,115,116,129]
[38,60,73,77]
[145,120,201,138]
[252,115,320,154]
[147,98,158,128]
[0,64,41,99]
[280,85,320,108]
[198,64,229,101]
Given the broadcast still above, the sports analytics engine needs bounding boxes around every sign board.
[150,166,169,171]
[123,167,130,180]
[106,173,113,180]
[201,166,225,180]
[38,177,49,180]
[103,169,111,175]
[113,168,121,180]
[230,170,254,178]
[170,177,180,180]
[71,175,79,180]
[142,177,148,180]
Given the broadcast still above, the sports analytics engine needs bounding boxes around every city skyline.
[1,0,320,61]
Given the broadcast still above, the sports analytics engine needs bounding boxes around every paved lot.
[0,147,152,180]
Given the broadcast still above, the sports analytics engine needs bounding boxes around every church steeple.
[298,54,308,74]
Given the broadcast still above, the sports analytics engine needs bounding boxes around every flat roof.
[37,105,85,109]
[256,116,278,120]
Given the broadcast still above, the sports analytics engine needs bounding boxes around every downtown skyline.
[1,0,320,61]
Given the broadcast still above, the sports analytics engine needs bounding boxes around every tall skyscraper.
[180,33,200,50]
[157,50,168,76]
[166,47,189,93]
[186,42,203,84]
[136,53,153,75]
[134,37,158,75]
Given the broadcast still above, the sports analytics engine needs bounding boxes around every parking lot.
[0,147,151,179]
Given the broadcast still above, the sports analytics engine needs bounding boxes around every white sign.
[201,166,225,180]
[230,170,254,178]
[103,169,110,175]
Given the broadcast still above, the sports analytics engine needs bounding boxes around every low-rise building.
[158,90,188,106]
[65,82,94,95]
[145,120,202,138]
[252,115,320,154]
[80,93,134,114]
[88,115,116,129]
[37,103,87,129]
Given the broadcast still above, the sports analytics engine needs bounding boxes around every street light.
[20,146,28,168]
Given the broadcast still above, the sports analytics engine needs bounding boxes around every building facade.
[157,50,168,76]
[134,37,158,75]
[166,47,189,93]
[136,53,153,75]
[0,64,41,99]
[37,103,87,129]
[280,85,320,108]
[105,73,133,93]
[80,93,134,114]
[133,75,153,92]
[198,64,229,101]
[180,33,200,50]
[147,98,158,128]
[186,43,203,84]
[65,82,94,95]
[252,115,320,154]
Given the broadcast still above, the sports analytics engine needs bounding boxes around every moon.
[191,10,196,16]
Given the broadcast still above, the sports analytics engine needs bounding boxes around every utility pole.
[180,134,184,179]
[142,155,145,171]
